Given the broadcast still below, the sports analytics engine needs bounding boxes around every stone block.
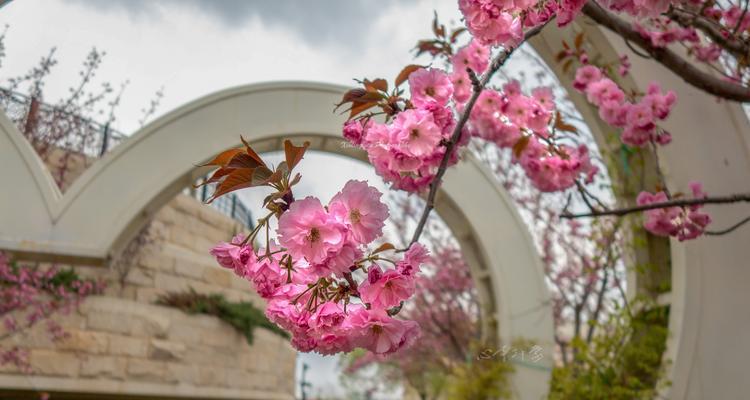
[127,358,168,382]
[202,267,231,287]
[124,266,154,287]
[148,339,186,361]
[80,355,127,379]
[57,330,109,354]
[87,312,132,335]
[30,350,80,377]
[108,334,148,358]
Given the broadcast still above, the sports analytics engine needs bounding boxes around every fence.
[1,87,254,229]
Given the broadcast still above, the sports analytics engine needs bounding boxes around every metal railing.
[1,87,255,229]
[196,182,254,230]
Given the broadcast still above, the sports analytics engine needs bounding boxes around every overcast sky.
[0,1,470,398]
[0,0,462,134]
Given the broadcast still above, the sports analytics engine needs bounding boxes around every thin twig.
[561,193,750,219]
[409,19,554,246]
[705,215,750,236]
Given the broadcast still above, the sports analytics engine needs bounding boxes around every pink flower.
[309,302,345,331]
[343,119,368,146]
[452,39,490,74]
[277,197,346,264]
[585,78,625,106]
[458,0,523,47]
[391,108,443,157]
[349,309,421,355]
[451,71,472,104]
[359,266,415,310]
[209,234,254,277]
[572,65,602,92]
[329,180,389,245]
[409,68,454,107]
[637,182,712,241]
[398,243,429,276]
[558,0,587,26]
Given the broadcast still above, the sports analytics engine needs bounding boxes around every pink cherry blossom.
[451,39,490,74]
[391,108,444,157]
[408,68,454,107]
[277,197,346,264]
[209,234,254,277]
[329,180,389,245]
[637,182,712,241]
[458,0,523,47]
[359,265,416,310]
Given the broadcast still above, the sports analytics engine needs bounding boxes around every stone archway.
[0,81,554,399]
[531,19,750,400]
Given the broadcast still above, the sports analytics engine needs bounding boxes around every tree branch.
[582,1,750,102]
[409,19,554,246]
[561,192,750,219]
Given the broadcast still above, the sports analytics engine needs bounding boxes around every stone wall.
[0,194,296,399]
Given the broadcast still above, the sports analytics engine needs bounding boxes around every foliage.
[156,289,288,345]
[549,301,669,400]
[0,252,104,371]
[444,352,514,400]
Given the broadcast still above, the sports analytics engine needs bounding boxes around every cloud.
[70,0,412,48]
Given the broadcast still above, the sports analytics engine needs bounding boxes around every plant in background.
[0,252,104,371]
[549,299,669,400]
[156,289,288,344]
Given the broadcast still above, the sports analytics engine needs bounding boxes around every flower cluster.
[573,65,676,147]
[343,68,458,192]
[467,80,597,192]
[0,253,104,371]
[211,180,427,355]
[637,182,712,241]
[457,0,524,47]
[599,0,680,18]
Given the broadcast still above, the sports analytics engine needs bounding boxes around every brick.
[138,251,175,273]
[127,358,167,382]
[148,339,186,361]
[108,335,148,358]
[173,259,207,280]
[30,350,80,377]
[57,330,109,354]
[202,267,231,287]
[80,355,126,379]
[165,362,199,385]
[124,267,154,286]
[87,312,132,335]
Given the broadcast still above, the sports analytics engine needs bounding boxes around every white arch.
[0,81,553,399]
[533,20,750,400]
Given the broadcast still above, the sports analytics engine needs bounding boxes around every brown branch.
[582,1,750,102]
[705,215,750,236]
[561,192,750,219]
[667,7,748,58]
[409,18,554,246]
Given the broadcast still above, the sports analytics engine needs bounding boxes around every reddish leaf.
[240,136,267,168]
[199,148,243,167]
[284,140,310,171]
[555,112,579,134]
[349,101,378,119]
[574,32,584,50]
[227,152,264,169]
[364,78,388,93]
[555,50,568,63]
[512,136,530,158]
[450,27,466,43]
[372,242,395,254]
[206,168,254,202]
[395,64,424,87]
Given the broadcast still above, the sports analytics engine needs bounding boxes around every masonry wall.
[0,194,296,399]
